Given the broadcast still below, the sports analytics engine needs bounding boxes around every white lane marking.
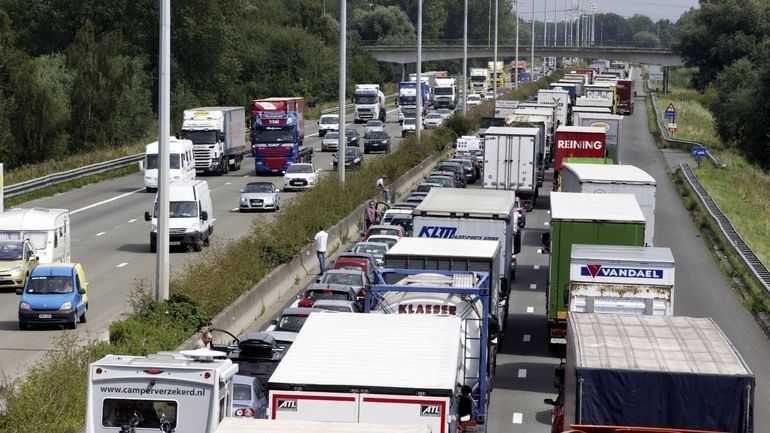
[95,232,105,237]
[517,369,527,378]
[116,262,128,268]
[225,182,231,185]
[526,306,534,313]
[512,412,523,424]
[534,265,540,270]
[543,221,550,226]
[242,174,249,177]
[71,188,144,215]
[128,218,137,223]
[231,208,239,212]
[529,283,537,290]
[522,334,531,342]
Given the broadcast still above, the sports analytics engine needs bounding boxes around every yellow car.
[0,240,39,289]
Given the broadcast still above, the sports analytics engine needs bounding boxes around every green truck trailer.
[543,192,646,350]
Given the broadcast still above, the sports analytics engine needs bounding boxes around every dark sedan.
[333,147,364,169]
[345,128,361,147]
[364,131,391,154]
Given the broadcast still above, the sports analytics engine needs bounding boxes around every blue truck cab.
[17,263,88,330]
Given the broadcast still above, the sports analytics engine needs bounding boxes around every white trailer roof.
[562,163,656,185]
[570,314,752,375]
[484,126,540,136]
[571,244,674,264]
[269,313,462,392]
[214,418,431,433]
[556,126,606,134]
[386,237,499,259]
[415,188,516,218]
[550,192,645,223]
[571,106,612,113]
[0,208,68,231]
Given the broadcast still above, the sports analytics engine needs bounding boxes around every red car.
[364,224,404,240]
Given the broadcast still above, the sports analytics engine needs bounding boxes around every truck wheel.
[222,158,229,175]
[150,238,157,253]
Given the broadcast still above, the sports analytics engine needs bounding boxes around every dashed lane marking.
[529,283,537,290]
[95,232,105,237]
[71,188,145,215]
[512,413,523,424]
[128,218,137,223]
[526,306,534,313]
[116,263,128,268]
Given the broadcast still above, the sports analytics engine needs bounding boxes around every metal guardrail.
[320,93,397,115]
[679,163,770,296]
[3,154,144,199]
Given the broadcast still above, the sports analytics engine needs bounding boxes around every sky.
[527,0,700,22]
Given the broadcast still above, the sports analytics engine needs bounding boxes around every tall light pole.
[553,0,558,46]
[493,0,498,102]
[576,0,580,47]
[337,0,346,183]
[463,0,468,115]
[156,0,170,300]
[530,0,535,80]
[543,0,548,46]
[515,0,520,89]
[416,0,422,142]
[563,0,568,46]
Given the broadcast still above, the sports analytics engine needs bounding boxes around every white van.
[144,180,213,252]
[85,349,238,433]
[0,208,71,263]
[144,137,196,192]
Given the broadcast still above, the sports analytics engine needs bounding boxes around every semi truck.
[560,163,656,246]
[549,314,754,433]
[397,81,428,123]
[267,313,468,433]
[366,268,497,427]
[214,419,432,433]
[537,89,570,128]
[433,77,457,109]
[250,98,312,174]
[568,244,674,315]
[553,126,607,178]
[510,60,527,83]
[180,107,247,175]
[542,192,645,350]
[584,83,618,113]
[615,79,634,114]
[469,68,490,95]
[569,106,611,124]
[549,83,579,105]
[354,84,386,123]
[487,61,505,89]
[85,349,239,433]
[482,126,540,210]
[571,113,623,163]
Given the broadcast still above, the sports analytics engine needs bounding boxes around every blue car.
[17,263,88,330]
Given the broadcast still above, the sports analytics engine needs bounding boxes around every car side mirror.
[239,189,244,193]
[32,256,39,262]
[270,319,278,326]
[541,232,550,253]
[316,277,322,283]
[544,398,557,406]
[78,288,86,295]
[15,288,22,295]
[144,211,151,222]
[316,169,322,173]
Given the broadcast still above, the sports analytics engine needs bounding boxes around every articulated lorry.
[487,61,505,89]
[482,126,541,210]
[549,314,754,433]
[214,419,431,433]
[543,192,645,350]
[180,107,247,175]
[250,98,312,174]
[568,244,674,315]
[552,126,607,186]
[469,68,490,94]
[354,84,386,123]
[268,313,469,433]
[537,89,570,128]
[615,79,634,114]
[433,77,457,109]
[570,113,623,163]
[398,81,428,123]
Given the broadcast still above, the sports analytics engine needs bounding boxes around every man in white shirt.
[313,226,328,274]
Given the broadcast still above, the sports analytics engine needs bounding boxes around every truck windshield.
[25,276,72,294]
[180,130,217,145]
[101,399,178,429]
[399,96,416,105]
[470,76,486,82]
[355,95,379,104]
[145,154,181,170]
[434,87,453,95]
[253,128,294,143]
[153,201,198,218]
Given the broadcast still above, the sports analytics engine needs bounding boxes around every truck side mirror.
[541,232,550,253]
[144,211,151,222]
[513,231,522,255]
[200,211,209,221]
[270,319,278,326]
[544,398,556,406]
[78,288,86,295]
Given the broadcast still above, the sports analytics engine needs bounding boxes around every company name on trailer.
[399,304,458,315]
[417,226,499,241]
[557,140,604,150]
[581,264,664,279]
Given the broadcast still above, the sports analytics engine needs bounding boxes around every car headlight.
[59,302,72,312]
[240,197,248,203]
[20,302,30,311]
[354,158,361,163]
[10,265,23,273]
[263,197,274,203]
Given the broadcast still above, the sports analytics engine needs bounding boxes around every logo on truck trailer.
[582,265,663,279]
[276,399,298,411]
[398,304,458,315]
[418,226,500,241]
[557,140,604,150]
[420,404,442,417]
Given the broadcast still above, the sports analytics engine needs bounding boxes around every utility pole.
[544,0,548,46]
[463,0,468,115]
[416,0,422,142]
[337,0,346,183]
[493,0,498,102]
[515,0,520,89]
[156,0,170,300]
[563,0,568,46]
[553,0,557,46]
[576,0,580,47]
[530,0,535,80]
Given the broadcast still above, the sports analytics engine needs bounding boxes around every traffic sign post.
[664,103,677,124]
[692,145,707,168]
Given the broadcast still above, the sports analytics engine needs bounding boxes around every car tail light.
[144,369,164,375]
[511,256,517,265]
[235,408,243,416]
[298,298,315,308]
[359,288,367,298]
[243,408,255,418]
[518,210,524,217]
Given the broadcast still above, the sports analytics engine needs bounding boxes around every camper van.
[85,349,239,433]
[0,208,71,263]
[144,180,213,252]
[144,137,196,192]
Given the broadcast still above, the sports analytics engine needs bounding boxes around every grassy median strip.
[0,75,559,432]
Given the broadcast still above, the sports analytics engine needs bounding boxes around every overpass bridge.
[362,45,682,67]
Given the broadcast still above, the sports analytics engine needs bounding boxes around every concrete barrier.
[178,144,452,349]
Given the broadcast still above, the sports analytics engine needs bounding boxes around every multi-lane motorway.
[0,106,404,379]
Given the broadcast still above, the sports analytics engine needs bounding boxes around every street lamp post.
[338,0,346,183]
[416,0,422,142]
[544,0,548,46]
[493,0,498,103]
[515,0,520,89]
[156,0,170,300]
[463,0,468,115]
[530,0,535,80]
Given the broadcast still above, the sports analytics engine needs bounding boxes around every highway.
[0,106,405,379]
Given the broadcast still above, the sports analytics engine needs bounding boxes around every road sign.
[667,123,677,133]
[664,111,676,120]
[665,103,676,114]
[692,146,707,158]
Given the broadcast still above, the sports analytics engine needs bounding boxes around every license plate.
[38,314,52,319]
[550,338,566,345]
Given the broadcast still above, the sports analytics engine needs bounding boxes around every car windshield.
[404,118,416,126]
[426,114,442,120]
[233,384,252,401]
[434,87,453,95]
[25,275,73,294]
[368,237,397,248]
[320,116,338,124]
[243,183,273,193]
[314,304,353,312]
[427,176,453,187]
[416,184,437,193]
[468,95,481,101]
[286,164,313,174]
[369,227,398,236]
[0,242,23,260]
[253,128,294,143]
[345,148,359,156]
[275,314,308,333]
[353,244,388,256]
[180,130,217,144]
[145,154,181,170]
[153,201,198,218]
[367,131,388,139]
[322,272,365,286]
[366,121,382,127]
[325,132,339,140]
[345,129,358,137]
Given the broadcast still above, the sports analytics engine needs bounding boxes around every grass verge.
[0,74,558,432]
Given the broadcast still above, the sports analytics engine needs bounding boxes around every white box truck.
[560,163,656,246]
[570,106,611,124]
[433,77,457,109]
[144,136,195,192]
[214,419,431,433]
[494,99,520,118]
[571,112,623,163]
[537,89,570,128]
[267,313,464,433]
[85,349,239,433]
[0,208,71,263]
[144,180,213,253]
[180,107,247,175]
[482,126,540,210]
[569,244,675,315]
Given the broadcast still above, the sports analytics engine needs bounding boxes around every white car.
[467,94,481,107]
[317,114,339,137]
[401,117,417,137]
[435,108,452,119]
[423,113,444,129]
[485,90,495,100]
[283,163,319,191]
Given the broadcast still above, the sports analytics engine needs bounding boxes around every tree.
[350,6,416,45]
[595,13,632,44]
[627,14,654,36]
[632,31,660,48]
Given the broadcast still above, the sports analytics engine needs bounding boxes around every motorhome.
[144,180,213,253]
[0,208,71,263]
[144,137,196,192]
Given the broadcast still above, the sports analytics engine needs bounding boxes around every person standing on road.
[364,201,379,231]
[313,226,328,274]
[194,329,213,349]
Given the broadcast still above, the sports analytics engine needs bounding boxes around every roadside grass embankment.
[0,73,560,433]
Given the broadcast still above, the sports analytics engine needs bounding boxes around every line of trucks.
[397,71,456,122]
[85,61,755,433]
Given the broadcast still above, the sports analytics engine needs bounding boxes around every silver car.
[239,182,280,212]
[423,113,444,129]
[231,374,267,419]
[322,131,341,152]
[364,119,385,135]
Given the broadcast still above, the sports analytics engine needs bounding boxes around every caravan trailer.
[0,208,71,263]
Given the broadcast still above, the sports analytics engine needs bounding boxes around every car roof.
[245,181,274,187]
[31,263,77,276]
[368,224,401,230]
[312,299,357,307]
[366,120,382,124]
[306,283,358,293]
[354,241,390,248]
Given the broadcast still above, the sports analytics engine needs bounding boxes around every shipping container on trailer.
[482,126,540,210]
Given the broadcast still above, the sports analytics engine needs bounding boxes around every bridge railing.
[360,39,672,49]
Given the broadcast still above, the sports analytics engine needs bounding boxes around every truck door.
[359,394,451,433]
[518,135,535,191]
[269,391,358,422]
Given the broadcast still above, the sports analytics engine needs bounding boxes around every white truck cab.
[85,349,238,433]
[144,137,196,192]
[144,180,213,252]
